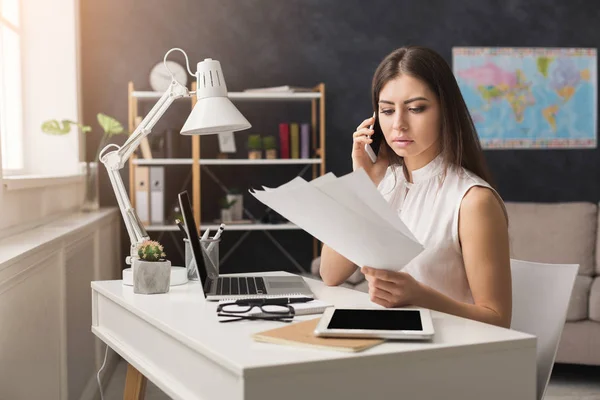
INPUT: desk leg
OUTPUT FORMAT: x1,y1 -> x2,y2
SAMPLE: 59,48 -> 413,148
123,363 -> 147,400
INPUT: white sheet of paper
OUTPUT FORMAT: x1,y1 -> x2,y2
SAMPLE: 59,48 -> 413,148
307,170 -> 393,231
250,173 -> 423,270
309,172 -> 337,185
336,169 -> 419,242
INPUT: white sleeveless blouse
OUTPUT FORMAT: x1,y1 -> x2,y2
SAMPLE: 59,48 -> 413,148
377,154 -> 501,305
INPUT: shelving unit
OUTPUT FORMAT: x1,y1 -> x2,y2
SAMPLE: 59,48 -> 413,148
146,222 -> 301,232
133,158 -> 323,166
127,82 -> 326,271
132,91 -> 322,101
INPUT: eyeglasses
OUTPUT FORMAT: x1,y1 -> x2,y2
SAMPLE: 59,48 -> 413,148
217,298 -> 296,323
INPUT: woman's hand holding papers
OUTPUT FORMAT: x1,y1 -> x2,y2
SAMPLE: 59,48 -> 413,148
352,115 -> 389,186
361,266 -> 423,308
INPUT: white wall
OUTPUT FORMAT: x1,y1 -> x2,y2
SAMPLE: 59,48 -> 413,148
21,0 -> 81,176
0,182 -> 84,239
0,209 -> 121,400
0,0 -> 84,237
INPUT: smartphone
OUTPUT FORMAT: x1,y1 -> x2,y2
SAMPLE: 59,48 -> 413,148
364,112 -> 383,163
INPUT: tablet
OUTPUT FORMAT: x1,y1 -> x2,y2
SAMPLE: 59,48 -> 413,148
314,308 -> 435,340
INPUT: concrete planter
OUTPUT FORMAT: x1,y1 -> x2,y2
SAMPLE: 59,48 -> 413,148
220,208 -> 233,223
133,259 -> 171,294
226,194 -> 243,220
248,150 -> 262,159
265,149 -> 277,159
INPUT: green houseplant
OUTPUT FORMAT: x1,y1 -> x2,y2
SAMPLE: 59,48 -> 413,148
247,134 -> 262,159
263,135 -> 277,159
41,113 -> 126,211
133,240 -> 171,294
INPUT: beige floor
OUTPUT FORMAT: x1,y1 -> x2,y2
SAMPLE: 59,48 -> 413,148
104,358 -> 600,399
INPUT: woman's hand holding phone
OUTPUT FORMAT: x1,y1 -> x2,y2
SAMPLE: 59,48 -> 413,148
352,113 -> 389,186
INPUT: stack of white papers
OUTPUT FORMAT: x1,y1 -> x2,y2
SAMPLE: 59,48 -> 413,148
250,169 -> 424,270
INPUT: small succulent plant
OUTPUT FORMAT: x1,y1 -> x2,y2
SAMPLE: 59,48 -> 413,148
137,240 -> 166,262
262,135 -> 277,150
247,134 -> 262,150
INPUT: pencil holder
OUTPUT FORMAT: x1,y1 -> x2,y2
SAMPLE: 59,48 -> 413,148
184,237 -> 220,281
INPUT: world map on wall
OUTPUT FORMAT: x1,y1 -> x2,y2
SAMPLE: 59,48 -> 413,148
453,47 -> 597,149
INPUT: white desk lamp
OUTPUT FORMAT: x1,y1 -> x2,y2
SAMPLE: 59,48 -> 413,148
99,48 -> 251,285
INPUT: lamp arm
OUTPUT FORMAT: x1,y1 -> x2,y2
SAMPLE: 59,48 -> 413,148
99,80 -> 191,264
117,82 -> 190,163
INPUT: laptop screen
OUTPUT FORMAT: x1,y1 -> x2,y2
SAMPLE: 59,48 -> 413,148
178,191 -> 209,294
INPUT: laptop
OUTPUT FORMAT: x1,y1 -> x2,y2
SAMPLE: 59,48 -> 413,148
178,191 -> 315,301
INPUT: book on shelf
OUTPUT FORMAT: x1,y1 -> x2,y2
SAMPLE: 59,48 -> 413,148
279,123 -> 290,159
243,85 -> 314,93
280,122 -> 311,159
135,166 -> 150,224
149,167 -> 165,224
300,123 -> 310,158
290,123 -> 300,159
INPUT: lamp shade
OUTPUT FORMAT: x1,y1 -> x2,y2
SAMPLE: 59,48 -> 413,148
181,96 -> 251,135
181,58 -> 251,135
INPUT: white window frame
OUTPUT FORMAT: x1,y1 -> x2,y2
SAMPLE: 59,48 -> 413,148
0,0 -> 84,191
0,0 -> 25,176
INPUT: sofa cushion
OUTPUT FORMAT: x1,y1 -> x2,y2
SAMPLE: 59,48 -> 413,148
555,320 -> 600,365
505,202 -> 597,276
590,277 -> 600,322
567,275 -> 592,321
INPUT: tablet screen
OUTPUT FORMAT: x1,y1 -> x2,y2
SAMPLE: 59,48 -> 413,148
327,309 -> 423,331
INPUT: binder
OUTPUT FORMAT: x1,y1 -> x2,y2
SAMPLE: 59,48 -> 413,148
279,123 -> 290,159
300,123 -> 310,158
149,166 -> 165,224
253,318 -> 384,352
290,123 -> 299,159
135,166 -> 150,224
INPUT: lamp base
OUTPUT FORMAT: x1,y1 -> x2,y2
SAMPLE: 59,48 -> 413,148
122,266 -> 188,286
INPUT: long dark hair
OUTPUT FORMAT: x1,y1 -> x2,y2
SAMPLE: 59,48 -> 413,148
372,46 -> 496,189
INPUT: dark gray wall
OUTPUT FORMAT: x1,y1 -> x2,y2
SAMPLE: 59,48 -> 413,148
81,0 -> 600,273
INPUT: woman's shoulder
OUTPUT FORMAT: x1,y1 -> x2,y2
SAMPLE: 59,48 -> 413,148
447,164 -> 491,188
460,185 -> 501,212
451,166 -> 508,223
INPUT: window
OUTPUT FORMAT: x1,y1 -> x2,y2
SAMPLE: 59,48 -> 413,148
0,0 -> 81,180
0,0 -> 24,174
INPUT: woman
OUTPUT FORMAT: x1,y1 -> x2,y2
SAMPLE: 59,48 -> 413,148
320,46 -> 512,328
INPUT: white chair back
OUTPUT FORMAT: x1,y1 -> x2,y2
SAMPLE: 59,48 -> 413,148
510,259 -> 578,400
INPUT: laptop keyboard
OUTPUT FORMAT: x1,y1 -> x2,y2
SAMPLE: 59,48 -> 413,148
215,277 -> 267,296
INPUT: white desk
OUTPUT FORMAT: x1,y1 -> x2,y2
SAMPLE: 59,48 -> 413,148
91,272 -> 536,400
